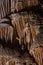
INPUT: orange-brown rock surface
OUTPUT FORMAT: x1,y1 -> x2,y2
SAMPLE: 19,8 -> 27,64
0,0 -> 43,65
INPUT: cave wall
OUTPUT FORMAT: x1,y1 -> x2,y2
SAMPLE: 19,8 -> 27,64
0,0 -> 43,65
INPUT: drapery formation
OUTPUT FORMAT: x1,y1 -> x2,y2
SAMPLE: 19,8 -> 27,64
0,0 -> 11,19
0,0 -> 43,65
0,0 -> 39,20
